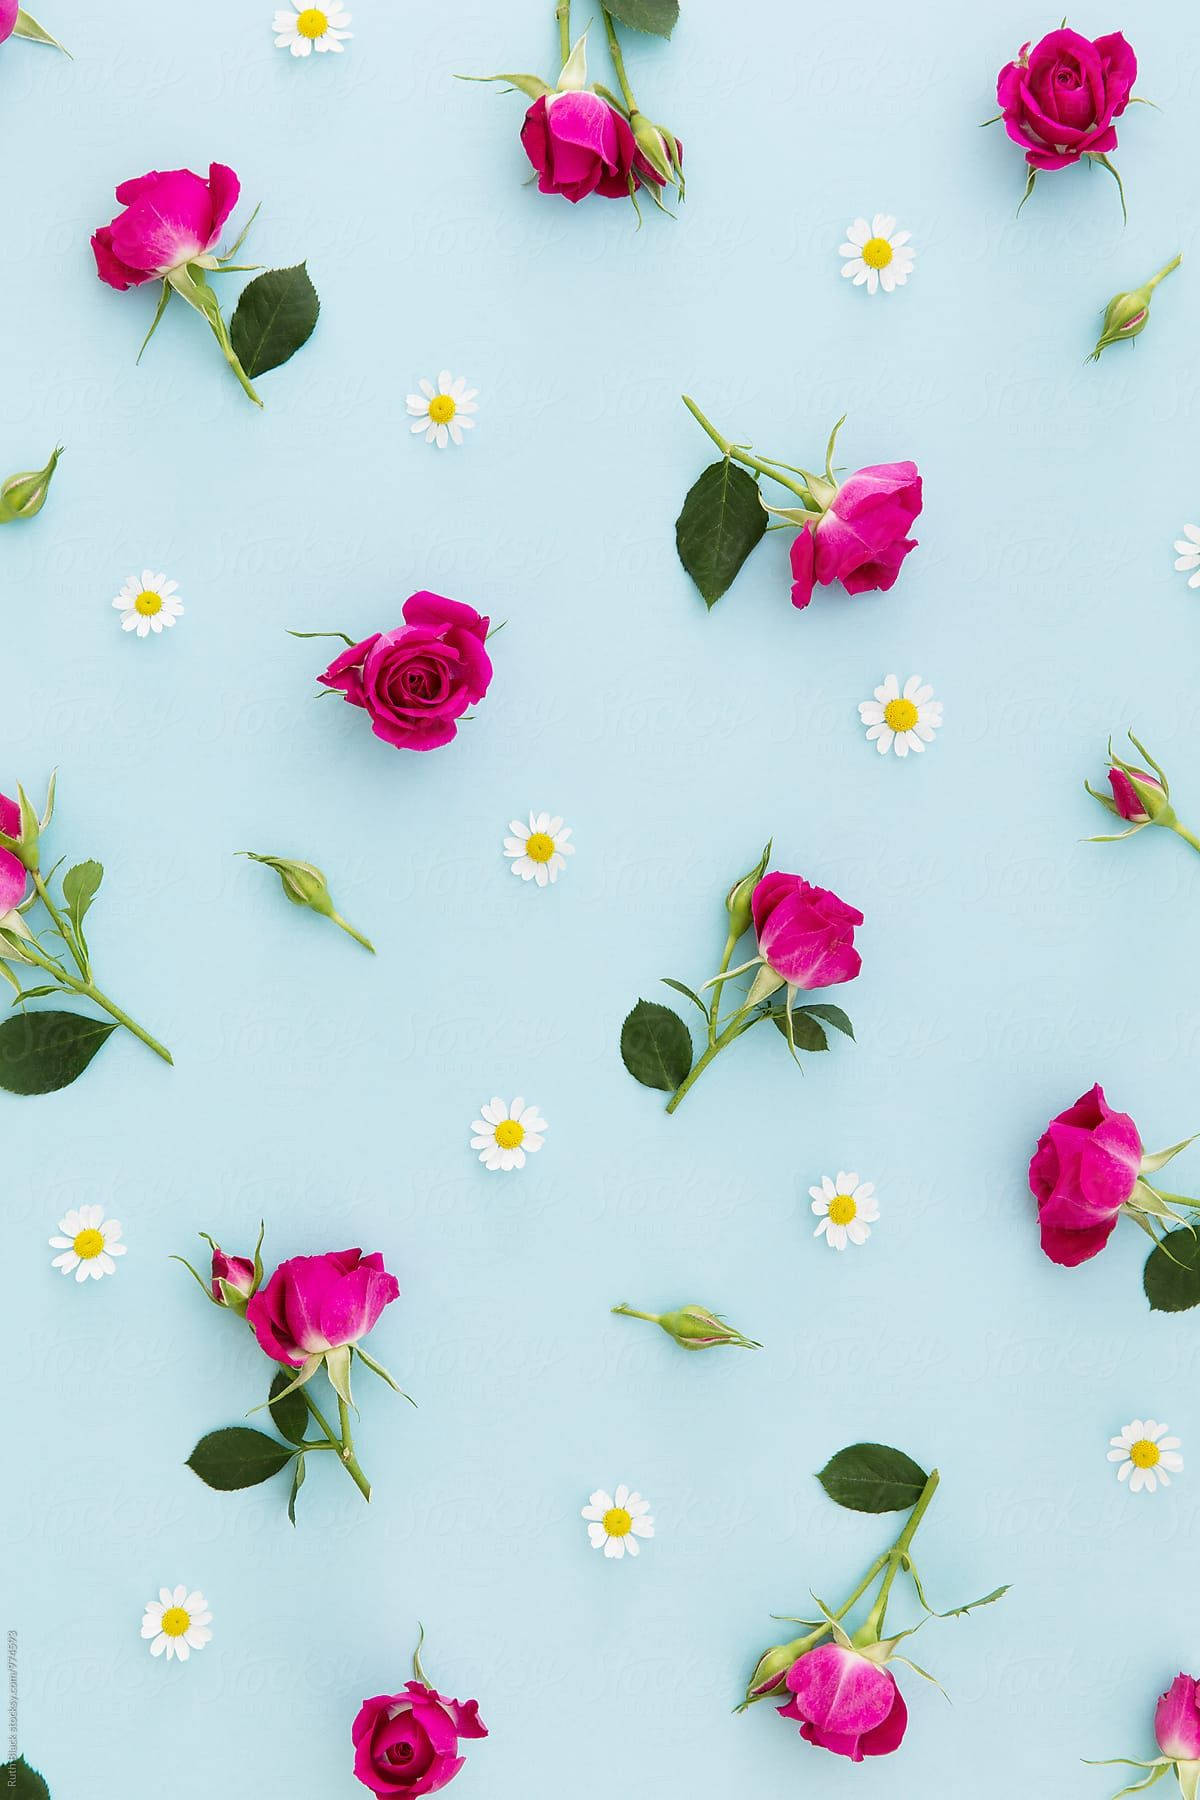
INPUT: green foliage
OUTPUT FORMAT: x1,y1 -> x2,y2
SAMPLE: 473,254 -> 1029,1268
816,1443 -> 930,1513
0,1010 -> 116,1094
675,460 -> 767,607
620,1000 -> 693,1089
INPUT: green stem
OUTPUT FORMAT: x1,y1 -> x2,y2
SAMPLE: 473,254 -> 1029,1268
861,1469 -> 941,1641
1148,253 -> 1182,290
681,396 -> 816,505
555,0 -> 570,62
337,1395 -> 371,1502
1170,820 -> 1200,857
12,940 -> 173,1063
611,1305 -> 661,1324
666,1014 -> 750,1113
301,1389 -> 371,1502
601,6 -> 636,111
331,912 -> 376,954
31,871 -> 87,977
706,930 -> 738,1046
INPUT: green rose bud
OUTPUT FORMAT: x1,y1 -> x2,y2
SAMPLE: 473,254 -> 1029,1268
241,852 -> 376,953
612,1302 -> 761,1351
1088,254 -> 1181,362
0,446 -> 64,524
630,110 -> 684,196
725,839 -> 771,941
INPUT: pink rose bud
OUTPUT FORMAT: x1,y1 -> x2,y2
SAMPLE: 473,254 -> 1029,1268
612,1302 -> 760,1351
520,91 -> 637,202
1156,1674 -> 1200,1763
246,1249 -> 400,1368
91,163 -> 241,291
996,28 -> 1137,172
777,1644 -> 908,1763
751,873 -> 863,992
352,1683 -> 487,1796
210,1245 -> 256,1308
1028,1083 -> 1143,1267
0,793 -> 28,913
789,463 -> 922,610
1109,766 -> 1164,822
318,593 -> 493,753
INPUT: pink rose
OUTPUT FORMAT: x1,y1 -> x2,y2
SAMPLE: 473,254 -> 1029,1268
209,1244 -> 256,1305
1109,765 -> 1162,822
352,1683 -> 487,1797
778,1645 -> 908,1763
520,92 -> 636,201
752,873 -> 863,991
1028,1084 -> 1143,1267
246,1249 -> 400,1368
1157,1674 -> 1200,1763
91,163 -> 241,291
0,2 -> 18,44
997,28 -> 1137,171
789,464 -> 922,610
318,593 -> 493,753
0,793 -> 27,913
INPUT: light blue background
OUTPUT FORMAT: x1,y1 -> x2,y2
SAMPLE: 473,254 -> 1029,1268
5,0 -> 1200,1794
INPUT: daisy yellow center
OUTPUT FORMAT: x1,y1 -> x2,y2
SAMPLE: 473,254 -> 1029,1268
525,833 -> 555,863
1129,1438 -> 1160,1469
296,7 -> 329,36
428,394 -> 457,424
161,1607 -> 191,1637
883,697 -> 918,732
494,1119 -> 525,1150
603,1506 -> 633,1537
828,1194 -> 857,1226
134,590 -> 163,617
861,236 -> 894,269
73,1227 -> 105,1258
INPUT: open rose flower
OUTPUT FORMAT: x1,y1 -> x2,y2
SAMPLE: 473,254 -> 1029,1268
752,873 -> 863,992
318,593 -> 493,753
778,1645 -> 907,1763
0,792 -> 27,914
521,92 -> 636,202
246,1248 -> 399,1368
1156,1674 -> 1200,1764
91,163 -> 240,291
1028,1084 -> 1142,1266
997,28 -> 1137,171
789,463 -> 922,610
0,2 -> 17,42
353,1683 -> 487,1796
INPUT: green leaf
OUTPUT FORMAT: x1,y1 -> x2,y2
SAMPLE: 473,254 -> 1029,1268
604,0 -> 679,36
675,459 -> 767,608
620,999 -> 693,1090
230,264 -> 320,378
1144,1229 -> 1200,1312
816,1442 -> 930,1513
660,977 -> 709,1018
772,1009 -> 827,1052
800,1003 -> 855,1040
61,861 -> 102,959
0,1010 -> 117,1094
0,1756 -> 52,1799
287,1453 -> 306,1526
268,1369 -> 309,1446
185,1427 -> 295,1491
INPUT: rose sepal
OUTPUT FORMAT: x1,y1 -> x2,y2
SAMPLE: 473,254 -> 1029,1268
457,70 -> 554,100
12,9 -> 69,52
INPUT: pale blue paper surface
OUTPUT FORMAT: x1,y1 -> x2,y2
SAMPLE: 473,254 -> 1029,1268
4,0 -> 1200,1793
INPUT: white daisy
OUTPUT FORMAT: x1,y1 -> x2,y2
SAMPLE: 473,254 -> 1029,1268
112,570 -> 183,639
470,1096 -> 547,1171
1173,524 -> 1200,589
503,812 -> 574,887
839,214 -> 915,295
49,1205 -> 126,1282
582,1485 -> 654,1560
1108,1419 -> 1183,1495
273,2 -> 352,55
141,1587 -> 213,1662
809,1172 -> 879,1251
858,674 -> 942,758
405,372 -> 479,449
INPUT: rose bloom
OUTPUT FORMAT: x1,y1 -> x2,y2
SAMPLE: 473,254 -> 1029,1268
91,163 -> 240,291
996,28 -> 1137,171
246,1249 -> 399,1367
318,592 -> 493,753
521,91 -> 637,201
0,792 -> 27,913
1028,1083 -> 1143,1267
0,1 -> 18,44
1156,1673 -> 1200,1763
789,464 -> 922,610
352,1683 -> 487,1797
778,1644 -> 907,1763
752,873 -> 863,991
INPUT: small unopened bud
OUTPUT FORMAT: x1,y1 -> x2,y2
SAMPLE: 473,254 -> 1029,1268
745,1642 -> 798,1702
241,851 -> 375,953
0,446 -> 64,524
1108,765 -> 1164,823
1088,254 -> 1181,362
725,839 -> 771,941
612,1302 -> 760,1351
630,110 -> 684,196
207,1243 -> 257,1313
